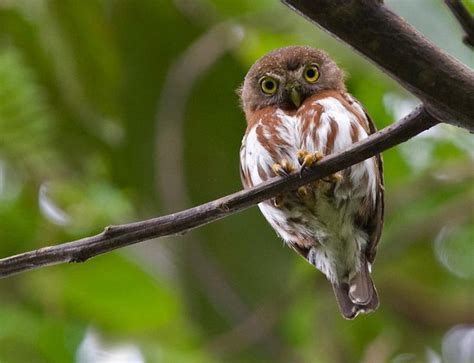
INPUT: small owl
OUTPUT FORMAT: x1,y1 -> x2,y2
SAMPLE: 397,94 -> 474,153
239,46 -> 384,319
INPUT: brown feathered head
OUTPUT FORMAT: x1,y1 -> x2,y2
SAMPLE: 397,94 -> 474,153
239,46 -> 346,117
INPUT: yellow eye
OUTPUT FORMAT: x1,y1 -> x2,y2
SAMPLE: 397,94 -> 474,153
303,64 -> 320,83
259,76 -> 278,95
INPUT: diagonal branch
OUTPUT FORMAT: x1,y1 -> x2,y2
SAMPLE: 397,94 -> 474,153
2,1 -> 470,281
0,106 -> 438,279
282,0 -> 474,131
445,0 -> 474,48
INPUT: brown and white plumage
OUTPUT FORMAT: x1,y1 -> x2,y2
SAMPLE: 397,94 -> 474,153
239,46 -> 384,319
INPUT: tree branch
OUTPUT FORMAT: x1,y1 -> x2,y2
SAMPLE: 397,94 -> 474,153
445,0 -> 474,48
0,106 -> 438,278
2,0 -> 470,279
282,0 -> 474,131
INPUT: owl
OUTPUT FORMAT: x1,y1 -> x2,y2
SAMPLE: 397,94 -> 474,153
239,46 -> 384,319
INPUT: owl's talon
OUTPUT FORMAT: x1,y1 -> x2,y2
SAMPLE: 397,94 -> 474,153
272,195 -> 284,208
297,150 -> 324,175
297,186 -> 312,200
272,159 -> 296,177
322,172 -> 343,184
312,180 -> 323,188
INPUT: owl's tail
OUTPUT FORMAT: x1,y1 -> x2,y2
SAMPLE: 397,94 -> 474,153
331,257 -> 379,319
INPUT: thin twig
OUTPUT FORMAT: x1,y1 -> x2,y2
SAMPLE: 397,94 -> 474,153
153,23 -> 292,358
154,21 -> 251,323
0,106 -> 438,278
445,0 -> 474,48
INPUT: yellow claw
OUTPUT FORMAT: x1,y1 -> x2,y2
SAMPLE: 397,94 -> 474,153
271,163 -> 283,176
323,171 -> 343,183
297,150 -> 324,175
272,195 -> 284,208
297,185 -> 311,200
272,159 -> 296,177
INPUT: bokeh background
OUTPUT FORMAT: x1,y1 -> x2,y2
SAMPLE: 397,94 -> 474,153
0,0 -> 473,362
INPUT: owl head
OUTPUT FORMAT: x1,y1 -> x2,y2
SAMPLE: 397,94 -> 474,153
239,46 -> 346,116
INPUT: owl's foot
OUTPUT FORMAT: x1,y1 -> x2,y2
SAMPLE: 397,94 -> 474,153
297,185 -> 312,200
271,159 -> 296,177
297,150 -> 324,175
272,195 -> 284,208
323,172 -> 343,184
274,186 -> 313,206
271,159 -> 296,208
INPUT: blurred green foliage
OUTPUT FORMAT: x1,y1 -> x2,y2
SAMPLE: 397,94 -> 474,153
0,1 -> 473,362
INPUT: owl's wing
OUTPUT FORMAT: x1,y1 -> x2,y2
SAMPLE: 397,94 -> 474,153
327,96 -> 384,318
359,105 -> 384,264
239,137 -> 253,188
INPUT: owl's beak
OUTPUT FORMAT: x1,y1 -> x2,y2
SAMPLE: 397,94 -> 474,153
289,87 -> 302,108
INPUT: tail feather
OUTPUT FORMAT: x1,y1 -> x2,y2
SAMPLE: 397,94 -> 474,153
349,256 -> 373,305
332,282 -> 359,319
332,259 -> 379,319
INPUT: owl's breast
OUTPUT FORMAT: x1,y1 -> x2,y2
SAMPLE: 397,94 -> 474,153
240,94 -> 377,199
241,93 -> 379,240
240,112 -> 299,188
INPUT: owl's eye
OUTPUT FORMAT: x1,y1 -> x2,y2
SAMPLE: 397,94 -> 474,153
303,64 -> 320,83
259,76 -> 278,95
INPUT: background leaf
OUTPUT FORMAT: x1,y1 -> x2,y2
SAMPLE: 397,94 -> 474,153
0,1 -> 472,362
